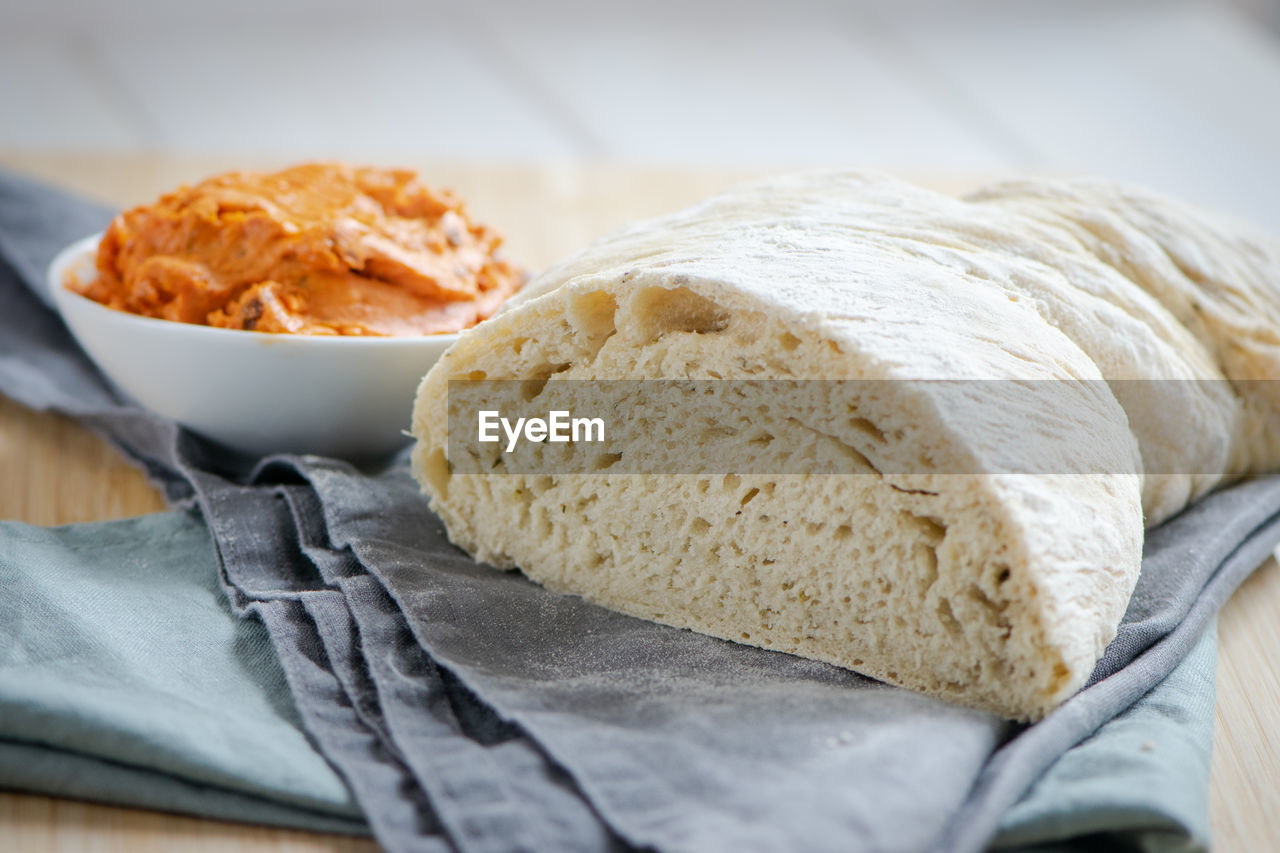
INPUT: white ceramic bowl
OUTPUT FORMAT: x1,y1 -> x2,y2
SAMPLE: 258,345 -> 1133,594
47,234 -> 457,460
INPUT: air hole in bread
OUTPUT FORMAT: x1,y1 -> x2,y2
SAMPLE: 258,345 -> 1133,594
630,285 -> 730,343
594,452 -> 623,471
913,516 -> 947,545
966,584 -> 1012,635
848,417 -> 886,443
915,543 -> 939,592
519,363 -> 572,400
567,289 -> 618,358
936,598 -> 962,636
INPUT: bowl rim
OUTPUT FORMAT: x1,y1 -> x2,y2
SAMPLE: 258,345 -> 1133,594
48,232 -> 465,349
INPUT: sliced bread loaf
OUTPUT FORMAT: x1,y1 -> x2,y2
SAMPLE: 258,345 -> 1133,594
410,173 -> 1280,720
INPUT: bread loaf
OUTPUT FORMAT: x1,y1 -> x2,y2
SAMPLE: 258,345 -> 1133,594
410,173 -> 1280,720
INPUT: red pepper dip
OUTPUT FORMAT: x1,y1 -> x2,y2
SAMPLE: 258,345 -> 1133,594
74,162 -> 526,336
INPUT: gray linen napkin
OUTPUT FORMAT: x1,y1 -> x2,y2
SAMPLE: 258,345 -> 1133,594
3,166 -> 1279,853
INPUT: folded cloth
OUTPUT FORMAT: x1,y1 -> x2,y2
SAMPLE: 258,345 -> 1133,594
2,165 -> 1279,852
0,512 -> 369,836
0,507 -> 1226,850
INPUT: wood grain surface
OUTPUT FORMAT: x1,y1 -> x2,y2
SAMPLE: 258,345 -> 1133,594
1,154 -> 1276,852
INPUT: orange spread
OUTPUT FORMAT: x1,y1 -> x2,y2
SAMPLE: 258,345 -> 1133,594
74,163 -> 525,336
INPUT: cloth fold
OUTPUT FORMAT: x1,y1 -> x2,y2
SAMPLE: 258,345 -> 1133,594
0,512 -> 368,835
2,165 -> 1278,852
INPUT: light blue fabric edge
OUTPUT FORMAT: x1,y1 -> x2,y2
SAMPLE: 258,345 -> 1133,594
993,621 -> 1218,852
0,510 -> 369,835
0,736 -> 371,836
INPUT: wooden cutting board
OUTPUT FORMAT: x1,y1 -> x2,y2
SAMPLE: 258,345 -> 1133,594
1,153 -> 1276,852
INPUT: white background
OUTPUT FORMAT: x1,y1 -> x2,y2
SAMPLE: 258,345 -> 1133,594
2,0 -> 1279,231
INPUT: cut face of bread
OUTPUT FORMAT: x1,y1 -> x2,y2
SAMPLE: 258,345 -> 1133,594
411,172 -> 1280,721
